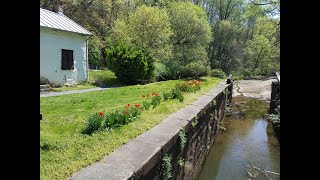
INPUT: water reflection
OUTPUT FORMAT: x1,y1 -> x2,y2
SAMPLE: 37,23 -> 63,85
197,98 -> 280,180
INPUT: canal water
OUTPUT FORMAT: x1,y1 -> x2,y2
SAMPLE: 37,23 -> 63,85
197,96 -> 280,180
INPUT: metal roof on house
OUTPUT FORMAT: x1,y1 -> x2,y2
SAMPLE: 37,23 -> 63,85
40,8 -> 91,35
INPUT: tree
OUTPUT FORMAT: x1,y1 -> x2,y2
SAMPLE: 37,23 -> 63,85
112,5 -> 173,61
40,0 -> 280,78
209,20 -> 240,74
245,34 -> 275,75
202,0 -> 243,25
249,0 -> 280,18
246,16 -> 279,75
166,2 -> 212,66
88,34 -> 104,69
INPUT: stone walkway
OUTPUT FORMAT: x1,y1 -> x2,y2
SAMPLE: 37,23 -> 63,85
40,87 -> 117,97
233,78 -> 276,101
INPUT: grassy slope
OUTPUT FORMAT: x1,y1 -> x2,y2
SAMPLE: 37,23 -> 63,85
40,77 -> 222,180
52,70 -> 123,92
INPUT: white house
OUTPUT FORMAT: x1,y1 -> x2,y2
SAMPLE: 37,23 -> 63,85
40,8 -> 91,86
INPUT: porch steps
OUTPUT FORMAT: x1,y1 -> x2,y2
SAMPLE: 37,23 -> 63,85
40,84 -> 52,92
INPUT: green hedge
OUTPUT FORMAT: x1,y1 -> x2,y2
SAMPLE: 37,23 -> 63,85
106,43 -> 155,84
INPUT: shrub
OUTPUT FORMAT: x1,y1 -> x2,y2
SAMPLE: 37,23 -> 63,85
180,62 -> 210,79
171,89 -> 184,102
178,129 -> 187,150
105,43 -> 156,85
151,93 -> 161,108
163,61 -> 183,79
84,113 -> 104,134
84,103 -> 144,134
175,82 -> 192,92
232,75 -> 243,80
211,69 -> 226,78
178,157 -> 185,167
193,81 -> 201,91
103,110 -> 128,128
162,154 -> 172,180
175,80 -> 202,93
142,101 -> 151,110
191,119 -> 198,128
102,113 -> 115,130
242,69 -> 253,78
177,92 -> 184,102
131,104 -> 142,117
162,92 -> 171,101
101,105 -> 143,130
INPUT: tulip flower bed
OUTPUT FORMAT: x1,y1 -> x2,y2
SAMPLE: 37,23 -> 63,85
40,77 -> 222,180
175,80 -> 202,92
83,81 -> 202,135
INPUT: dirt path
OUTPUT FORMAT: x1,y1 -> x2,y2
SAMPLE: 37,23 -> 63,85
233,78 -> 277,101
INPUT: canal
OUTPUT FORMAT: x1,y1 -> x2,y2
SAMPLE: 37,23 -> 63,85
197,96 -> 280,180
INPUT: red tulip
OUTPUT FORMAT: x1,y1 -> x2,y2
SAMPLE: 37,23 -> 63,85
99,112 -> 103,117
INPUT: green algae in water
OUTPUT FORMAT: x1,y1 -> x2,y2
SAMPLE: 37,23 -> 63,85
232,96 -> 269,119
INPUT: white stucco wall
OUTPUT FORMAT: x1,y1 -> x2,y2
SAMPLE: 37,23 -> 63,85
40,27 -> 89,86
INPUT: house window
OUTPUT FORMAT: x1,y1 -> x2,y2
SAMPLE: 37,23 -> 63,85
61,49 -> 74,70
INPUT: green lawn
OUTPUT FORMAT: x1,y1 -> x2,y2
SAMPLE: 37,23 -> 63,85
40,77 -> 222,180
52,70 -> 124,92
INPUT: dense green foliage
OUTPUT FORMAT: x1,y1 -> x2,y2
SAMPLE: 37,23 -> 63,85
105,43 -> 155,84
84,105 -> 143,134
112,5 -> 173,61
162,154 -> 172,180
84,113 -> 103,134
88,34 -> 104,69
41,0 -> 279,79
166,2 -> 212,66
211,69 -> 226,78
181,62 -> 210,79
41,0 -> 279,78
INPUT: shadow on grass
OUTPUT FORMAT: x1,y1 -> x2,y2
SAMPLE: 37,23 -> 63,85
89,70 -> 125,88
92,80 -> 124,88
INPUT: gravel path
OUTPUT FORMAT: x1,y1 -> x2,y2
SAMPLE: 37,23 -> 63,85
40,87 -> 117,97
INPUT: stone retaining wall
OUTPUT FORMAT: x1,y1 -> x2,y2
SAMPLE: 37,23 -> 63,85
269,80 -> 280,142
70,80 -> 233,180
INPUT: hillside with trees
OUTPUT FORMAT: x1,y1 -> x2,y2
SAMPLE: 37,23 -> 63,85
40,0 -> 279,82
